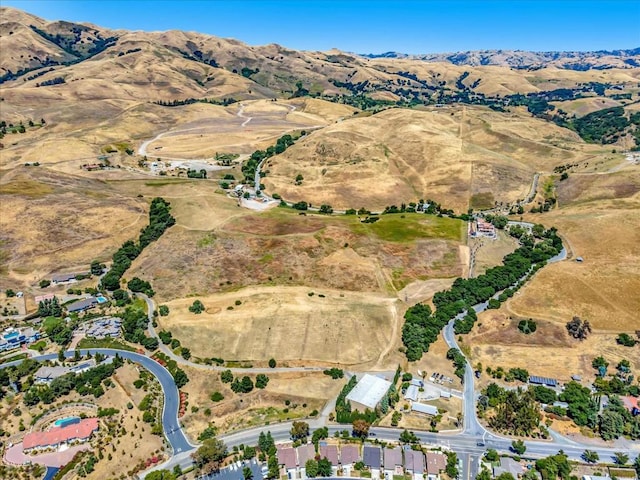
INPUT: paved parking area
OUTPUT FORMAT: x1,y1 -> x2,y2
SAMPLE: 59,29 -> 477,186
200,458 -> 264,480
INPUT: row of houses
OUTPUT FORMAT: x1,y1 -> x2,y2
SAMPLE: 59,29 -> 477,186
23,417 -> 99,453
0,327 -> 39,352
277,443 -> 447,480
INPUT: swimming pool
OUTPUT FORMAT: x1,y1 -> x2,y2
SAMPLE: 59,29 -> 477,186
54,416 -> 80,428
96,296 -> 107,304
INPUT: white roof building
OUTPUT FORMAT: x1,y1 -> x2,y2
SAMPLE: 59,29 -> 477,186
411,402 -> 438,416
346,374 -> 392,411
404,385 -> 419,401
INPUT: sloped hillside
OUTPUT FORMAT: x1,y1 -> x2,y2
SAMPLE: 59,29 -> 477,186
263,105 -> 613,212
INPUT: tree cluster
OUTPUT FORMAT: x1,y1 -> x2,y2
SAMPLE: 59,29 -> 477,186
102,198 -> 175,291
566,316 -> 591,340
402,226 -> 562,361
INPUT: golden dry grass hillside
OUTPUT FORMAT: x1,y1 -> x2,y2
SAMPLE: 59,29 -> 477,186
263,105 -> 615,212
0,167 -> 147,289
482,169 -> 640,331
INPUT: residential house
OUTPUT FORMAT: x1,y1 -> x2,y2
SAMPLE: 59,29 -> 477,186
296,444 -> 316,479
0,327 -> 40,352
51,273 -> 84,284
320,445 -> 339,475
363,445 -> 382,480
340,444 -> 361,477
67,297 -> 98,313
493,457 -> 524,478
403,449 -> 425,480
277,446 -> 297,479
383,447 -> 403,478
23,417 -> 99,453
621,396 -> 640,416
425,452 -> 447,480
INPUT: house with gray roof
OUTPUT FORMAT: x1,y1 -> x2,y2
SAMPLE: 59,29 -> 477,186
363,445 -> 382,479
404,449 -> 425,480
493,457 -> 523,478
384,447 -> 403,476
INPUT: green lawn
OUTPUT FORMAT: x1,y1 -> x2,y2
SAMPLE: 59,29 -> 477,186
349,213 -> 465,242
77,337 -> 136,352
0,352 -> 28,364
30,340 -> 47,352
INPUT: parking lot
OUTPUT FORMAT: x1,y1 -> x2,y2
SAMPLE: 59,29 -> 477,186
200,458 -> 264,480
429,372 -> 453,385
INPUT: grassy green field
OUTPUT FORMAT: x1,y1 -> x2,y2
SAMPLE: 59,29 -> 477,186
349,214 -> 465,242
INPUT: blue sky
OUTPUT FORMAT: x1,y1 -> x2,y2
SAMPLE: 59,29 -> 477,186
5,0 -> 640,53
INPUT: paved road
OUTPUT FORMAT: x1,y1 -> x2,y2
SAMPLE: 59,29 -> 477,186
0,349 -> 195,455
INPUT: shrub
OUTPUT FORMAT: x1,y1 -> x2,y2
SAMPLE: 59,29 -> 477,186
518,319 -> 537,334
189,300 -> 205,314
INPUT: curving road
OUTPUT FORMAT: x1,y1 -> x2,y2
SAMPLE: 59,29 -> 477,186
0,349 -> 195,455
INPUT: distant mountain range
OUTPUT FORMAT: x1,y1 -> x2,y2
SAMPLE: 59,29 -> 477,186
1,5 -> 639,105
359,48 -> 640,70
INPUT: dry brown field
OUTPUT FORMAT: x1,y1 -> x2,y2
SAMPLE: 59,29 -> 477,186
469,230 -> 519,278
158,286 -> 398,367
178,366 -> 341,437
467,309 -> 640,388
263,105 -> 616,212
506,171 -> 640,330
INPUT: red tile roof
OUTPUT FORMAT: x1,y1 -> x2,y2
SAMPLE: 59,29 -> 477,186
23,418 -> 98,450
622,396 -> 639,413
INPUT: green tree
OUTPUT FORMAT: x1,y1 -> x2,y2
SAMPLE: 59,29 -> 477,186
599,409 -> 625,440
243,466 -> 253,480
485,449 -> 499,462
210,391 -> 224,402
159,305 -> 170,316
39,279 -> 51,288
445,452 -> 459,478
311,427 -> 329,446
290,421 -> 309,440
146,470 -> 176,480
511,439 -> 526,455
317,458 -> 332,477
189,299 -> 205,314
268,358 -> 276,368
256,374 -> 269,389
5,289 -> 15,297
221,370 -> 233,383
614,452 -> 629,465
582,450 -> 599,463
477,468 -> 492,480
305,459 -> 319,478
192,437 -> 228,472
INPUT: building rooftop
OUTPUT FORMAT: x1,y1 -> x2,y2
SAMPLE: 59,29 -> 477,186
404,450 -> 425,474
345,374 -> 392,410
320,445 -> 339,466
363,445 -> 381,469
383,447 -> 402,470
411,402 -> 438,416
404,385 -> 419,401
67,297 -> 98,313
493,457 -> 523,478
277,447 -> 297,469
296,444 -> 315,466
340,445 -> 360,465
425,452 -> 447,475
23,417 -> 98,449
